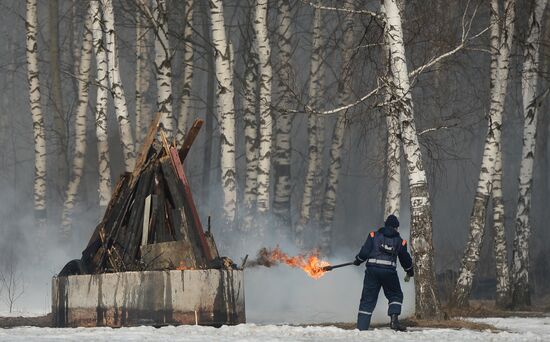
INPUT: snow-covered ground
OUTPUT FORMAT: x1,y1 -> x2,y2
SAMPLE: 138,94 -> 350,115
0,317 -> 549,341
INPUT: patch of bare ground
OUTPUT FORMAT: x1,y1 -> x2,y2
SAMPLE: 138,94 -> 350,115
444,300 -> 547,318
0,314 -> 52,328
402,318 -> 497,331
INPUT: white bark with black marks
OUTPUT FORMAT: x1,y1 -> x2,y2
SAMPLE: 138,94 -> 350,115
209,0 -> 237,225
452,0 -> 515,308
242,4 -> 259,230
101,0 -> 135,171
26,0 -> 47,228
153,0 -> 174,135
254,0 -> 273,215
135,5 -> 153,144
177,0 -> 194,143
272,0 -> 293,225
511,0 -> 548,308
296,7 -> 326,247
492,147 -> 510,308
381,2 -> 401,218
91,0 -> 112,211
61,3 -> 94,238
384,0 -> 441,318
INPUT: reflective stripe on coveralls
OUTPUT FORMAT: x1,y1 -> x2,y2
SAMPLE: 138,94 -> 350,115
366,258 -> 397,267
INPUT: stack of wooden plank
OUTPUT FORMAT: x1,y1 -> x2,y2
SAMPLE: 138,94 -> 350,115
80,114 -> 220,274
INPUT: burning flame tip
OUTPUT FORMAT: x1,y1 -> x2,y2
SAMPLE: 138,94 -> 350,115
259,246 -> 331,279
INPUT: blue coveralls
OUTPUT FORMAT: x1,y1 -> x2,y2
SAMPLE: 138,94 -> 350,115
355,226 -> 413,330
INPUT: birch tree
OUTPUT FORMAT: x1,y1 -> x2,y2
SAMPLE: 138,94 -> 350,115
383,0 -> 441,318
254,0 -> 273,215
490,2 -> 509,308
101,0 -> 135,171
383,96 -> 401,217
319,0 -> 356,254
176,0 -> 195,143
153,0 -> 174,135
451,0 -> 516,308
209,0 -> 237,225
26,0 -> 47,229
511,0 -> 549,308
492,147 -> 510,308
92,0 -> 112,211
242,4 -> 259,230
381,2 -> 401,218
296,7 -> 326,246
135,4 -> 153,143
60,3 -> 94,239
272,0 -> 294,225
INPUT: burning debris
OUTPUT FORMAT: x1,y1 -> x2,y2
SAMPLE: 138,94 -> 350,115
247,246 -> 331,279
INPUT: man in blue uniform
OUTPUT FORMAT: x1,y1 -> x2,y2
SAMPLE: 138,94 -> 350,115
353,214 -> 414,331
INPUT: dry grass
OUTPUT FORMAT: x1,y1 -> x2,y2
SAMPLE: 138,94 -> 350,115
0,313 -> 52,328
402,317 -> 496,331
444,300 -> 546,318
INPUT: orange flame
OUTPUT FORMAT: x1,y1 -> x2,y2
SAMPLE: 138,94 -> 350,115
260,247 -> 330,279
176,261 -> 189,270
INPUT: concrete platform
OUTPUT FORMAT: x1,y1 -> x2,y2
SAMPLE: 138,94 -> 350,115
52,269 -> 245,327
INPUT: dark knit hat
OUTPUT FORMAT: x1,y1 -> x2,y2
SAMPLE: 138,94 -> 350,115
385,214 -> 400,228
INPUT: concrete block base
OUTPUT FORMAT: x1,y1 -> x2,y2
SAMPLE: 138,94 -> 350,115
52,269 -> 245,327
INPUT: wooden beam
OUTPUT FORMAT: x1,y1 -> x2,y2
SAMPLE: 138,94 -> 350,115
168,147 -> 213,261
160,155 -> 204,265
178,119 -> 204,162
132,112 -> 162,182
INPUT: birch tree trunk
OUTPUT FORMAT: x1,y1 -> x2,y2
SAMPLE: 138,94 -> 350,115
272,0 -> 293,225
451,0 -> 516,308
384,0 -> 441,318
242,6 -> 259,230
254,0 -> 273,215
101,0 -> 135,171
176,0 -> 195,143
381,2 -> 401,218
511,0 -> 549,308
135,5 -> 153,144
209,0 -> 237,225
296,7 -> 326,246
60,3 -> 94,239
49,0 -> 68,187
26,0 -> 47,229
384,99 -> 401,217
492,146 -> 510,308
153,0 -> 174,136
92,0 -> 112,211
319,0 -> 355,254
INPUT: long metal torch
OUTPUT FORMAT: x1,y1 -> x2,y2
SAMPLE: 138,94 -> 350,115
321,262 -> 355,272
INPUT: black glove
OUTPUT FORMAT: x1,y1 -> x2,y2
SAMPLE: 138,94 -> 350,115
353,257 -> 362,266
406,268 -> 414,277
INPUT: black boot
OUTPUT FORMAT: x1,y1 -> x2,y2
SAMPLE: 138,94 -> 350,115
390,314 -> 406,331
